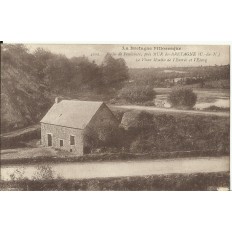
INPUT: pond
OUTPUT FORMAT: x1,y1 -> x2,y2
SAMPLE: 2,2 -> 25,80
1,156 -> 229,181
155,88 -> 230,109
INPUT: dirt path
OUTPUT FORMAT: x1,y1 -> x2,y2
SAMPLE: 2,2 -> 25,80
1,124 -> 40,138
1,156 -> 229,180
111,105 -> 230,117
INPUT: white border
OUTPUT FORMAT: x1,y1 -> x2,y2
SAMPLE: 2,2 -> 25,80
1,1 -> 231,232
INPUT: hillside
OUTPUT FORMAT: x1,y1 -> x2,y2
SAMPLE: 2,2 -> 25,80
0,44 -> 129,133
1,63 -> 53,132
1,44 -> 230,133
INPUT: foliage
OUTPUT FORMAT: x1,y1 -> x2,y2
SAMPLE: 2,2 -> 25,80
9,168 -> 26,181
119,83 -> 156,103
119,110 -> 230,153
1,172 -> 229,191
70,56 -> 103,90
203,105 -> 230,112
168,88 -> 197,109
129,65 -> 230,89
122,111 -> 155,131
2,44 -> 34,72
33,48 -> 54,79
2,45 -> 129,95
102,53 -> 129,85
32,165 -> 55,180
1,45 -> 130,132
83,123 -> 123,153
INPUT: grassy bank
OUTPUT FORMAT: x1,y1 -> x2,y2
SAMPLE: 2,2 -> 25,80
0,124 -> 40,149
0,172 -> 229,191
1,148 -> 228,166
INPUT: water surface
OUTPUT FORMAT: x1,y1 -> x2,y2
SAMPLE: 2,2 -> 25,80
1,156 -> 229,181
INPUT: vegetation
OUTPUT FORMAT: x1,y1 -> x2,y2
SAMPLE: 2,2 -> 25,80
32,165 -> 55,180
1,45 -> 129,132
1,110 -> 230,157
120,110 -> 229,154
2,45 -> 129,93
118,83 -> 156,104
1,149 -> 229,166
102,53 -> 129,86
1,125 -> 40,149
83,123 -> 123,153
129,65 -> 230,88
1,44 -> 229,134
203,106 -> 230,112
1,172 -> 229,191
168,88 -> 197,109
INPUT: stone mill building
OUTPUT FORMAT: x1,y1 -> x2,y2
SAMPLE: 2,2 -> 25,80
40,98 -> 119,155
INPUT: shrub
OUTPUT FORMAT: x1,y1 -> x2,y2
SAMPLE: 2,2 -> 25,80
32,165 -> 55,180
83,124 -> 124,153
203,105 -> 230,112
121,110 -> 229,153
168,88 -> 197,109
111,110 -> 125,122
9,168 -> 26,181
143,101 -> 155,106
121,111 -> 156,131
119,84 -> 156,103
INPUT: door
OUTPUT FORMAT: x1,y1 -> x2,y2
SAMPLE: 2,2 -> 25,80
47,134 -> 52,146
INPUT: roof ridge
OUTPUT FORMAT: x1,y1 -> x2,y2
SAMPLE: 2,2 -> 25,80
62,99 -> 104,103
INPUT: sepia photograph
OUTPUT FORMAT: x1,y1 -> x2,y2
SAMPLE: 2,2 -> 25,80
0,44 -> 230,191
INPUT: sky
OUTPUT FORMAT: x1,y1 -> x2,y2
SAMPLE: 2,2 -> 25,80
26,44 -> 230,68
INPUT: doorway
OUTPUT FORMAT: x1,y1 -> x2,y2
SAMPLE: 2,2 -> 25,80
47,134 -> 52,146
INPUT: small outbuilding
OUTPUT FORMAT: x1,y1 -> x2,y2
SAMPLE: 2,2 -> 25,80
40,98 -> 119,155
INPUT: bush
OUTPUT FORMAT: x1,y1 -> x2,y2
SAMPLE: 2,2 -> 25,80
32,165 -> 55,180
121,111 -> 155,131
121,110 -> 229,153
168,88 -> 197,109
83,124 -> 123,153
119,84 -> 156,103
203,105 -> 230,112
1,172 -> 229,191
143,101 -> 155,106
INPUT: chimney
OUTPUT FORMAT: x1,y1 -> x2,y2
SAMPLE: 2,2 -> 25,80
55,97 -> 63,104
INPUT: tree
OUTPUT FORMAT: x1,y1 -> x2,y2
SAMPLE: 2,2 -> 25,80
119,83 -> 156,103
102,53 -> 129,86
70,56 -> 102,90
44,54 -> 75,89
2,44 -> 35,72
168,88 -> 197,109
121,111 -> 158,152
33,48 -> 54,79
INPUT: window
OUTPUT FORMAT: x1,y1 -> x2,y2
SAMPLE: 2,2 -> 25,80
60,139 -> 63,147
70,135 -> 75,145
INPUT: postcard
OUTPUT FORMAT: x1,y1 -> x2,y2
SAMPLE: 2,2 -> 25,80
0,44 -> 230,190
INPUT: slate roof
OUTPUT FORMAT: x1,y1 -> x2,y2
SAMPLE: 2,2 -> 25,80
40,100 -> 104,129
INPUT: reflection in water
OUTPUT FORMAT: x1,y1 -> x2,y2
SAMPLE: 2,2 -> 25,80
1,165 -> 58,181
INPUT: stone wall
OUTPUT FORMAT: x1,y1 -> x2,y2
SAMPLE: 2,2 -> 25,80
83,104 -> 120,149
41,104 -> 119,155
41,123 -> 84,155
88,104 -> 119,129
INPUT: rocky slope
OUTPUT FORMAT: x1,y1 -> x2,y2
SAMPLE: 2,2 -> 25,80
1,63 -> 52,133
